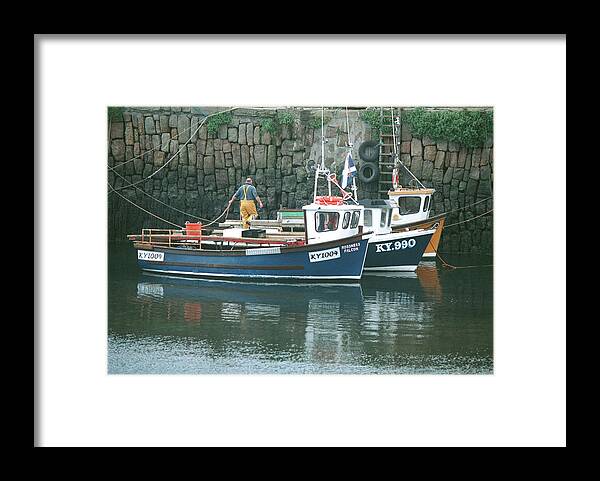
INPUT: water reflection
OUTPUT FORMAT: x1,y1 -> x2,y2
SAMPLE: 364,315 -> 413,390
108,242 -> 492,374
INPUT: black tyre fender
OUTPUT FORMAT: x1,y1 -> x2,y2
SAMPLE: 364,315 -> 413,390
358,140 -> 380,162
358,161 -> 379,184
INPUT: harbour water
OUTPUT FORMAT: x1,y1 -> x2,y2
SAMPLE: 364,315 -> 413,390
108,242 -> 493,374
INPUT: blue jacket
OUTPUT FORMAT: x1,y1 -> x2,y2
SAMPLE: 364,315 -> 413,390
234,184 -> 259,201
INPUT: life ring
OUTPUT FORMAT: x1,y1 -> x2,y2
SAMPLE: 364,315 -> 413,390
358,161 -> 379,184
315,196 -> 345,205
358,140 -> 380,162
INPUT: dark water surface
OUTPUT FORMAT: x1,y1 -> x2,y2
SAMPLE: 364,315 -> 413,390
108,242 -> 493,374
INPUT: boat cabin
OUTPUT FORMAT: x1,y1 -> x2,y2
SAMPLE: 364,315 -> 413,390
302,197 -> 364,244
357,199 -> 395,235
387,188 -> 435,226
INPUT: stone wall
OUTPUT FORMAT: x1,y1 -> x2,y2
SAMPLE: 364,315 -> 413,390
108,107 -> 493,254
397,117 -> 494,255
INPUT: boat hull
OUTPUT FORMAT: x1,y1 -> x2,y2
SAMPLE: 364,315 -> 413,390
364,230 -> 434,272
134,234 -> 370,282
392,216 -> 446,258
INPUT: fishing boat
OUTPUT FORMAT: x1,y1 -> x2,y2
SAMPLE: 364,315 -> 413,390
358,198 -> 435,271
127,122 -> 373,282
127,208 -> 371,282
386,184 -> 446,258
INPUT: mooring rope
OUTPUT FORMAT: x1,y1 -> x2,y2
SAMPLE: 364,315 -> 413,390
109,118 -> 205,169
436,251 -> 494,270
108,166 -> 212,222
108,183 -> 183,229
108,182 -> 232,230
435,207 -> 494,269
444,208 -> 493,228
108,106 -> 280,169
110,107 -> 238,192
201,203 -> 232,228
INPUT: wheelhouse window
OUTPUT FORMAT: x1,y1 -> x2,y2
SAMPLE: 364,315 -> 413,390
380,209 -> 388,228
363,210 -> 372,227
351,210 -> 361,228
423,195 -> 430,212
315,211 -> 340,232
398,196 -> 422,215
342,211 -> 351,229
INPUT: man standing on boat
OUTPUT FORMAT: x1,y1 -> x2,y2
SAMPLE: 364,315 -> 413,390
228,177 -> 264,229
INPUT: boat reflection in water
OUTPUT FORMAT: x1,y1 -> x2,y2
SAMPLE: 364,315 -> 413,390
120,262 -> 464,372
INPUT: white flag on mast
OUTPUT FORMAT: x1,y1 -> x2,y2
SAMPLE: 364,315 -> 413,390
341,151 -> 357,189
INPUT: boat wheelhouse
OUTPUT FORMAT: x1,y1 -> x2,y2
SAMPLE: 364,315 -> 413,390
386,187 -> 444,258
358,199 -> 435,271
387,187 -> 435,226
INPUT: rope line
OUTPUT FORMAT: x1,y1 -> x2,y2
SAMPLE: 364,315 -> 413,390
110,107 -> 238,192
109,106 -> 287,169
444,208 -> 493,228
108,182 -> 232,230
108,166 -> 212,222
202,203 -> 232,228
109,117 -> 206,168
108,183 -> 183,229
436,251 -> 493,270
424,196 -> 492,222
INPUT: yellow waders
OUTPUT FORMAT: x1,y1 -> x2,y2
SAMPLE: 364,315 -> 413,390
240,185 -> 258,229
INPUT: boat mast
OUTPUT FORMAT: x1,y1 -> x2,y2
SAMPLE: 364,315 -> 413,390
313,106 -> 332,201
346,106 -> 358,202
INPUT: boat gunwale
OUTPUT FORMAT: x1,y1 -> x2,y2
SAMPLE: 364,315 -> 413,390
132,231 -> 370,257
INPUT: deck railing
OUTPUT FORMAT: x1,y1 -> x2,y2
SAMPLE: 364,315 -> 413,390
128,228 -> 305,250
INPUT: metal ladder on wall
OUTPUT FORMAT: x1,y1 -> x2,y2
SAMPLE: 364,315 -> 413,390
377,107 -> 401,198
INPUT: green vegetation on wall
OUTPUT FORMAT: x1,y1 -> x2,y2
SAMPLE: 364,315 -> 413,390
403,108 -> 493,148
206,112 -> 233,136
307,113 -> 331,130
260,117 -> 279,135
359,109 -> 392,136
259,110 -> 298,135
108,107 -> 125,121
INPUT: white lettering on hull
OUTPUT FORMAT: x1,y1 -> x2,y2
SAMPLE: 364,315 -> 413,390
309,247 -> 341,263
374,238 -> 417,253
137,250 -> 165,262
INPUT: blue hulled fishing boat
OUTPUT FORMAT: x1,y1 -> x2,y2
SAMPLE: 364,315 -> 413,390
129,224 -> 370,282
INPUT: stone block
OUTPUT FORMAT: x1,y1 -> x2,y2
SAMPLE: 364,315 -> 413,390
228,127 -> 238,143
161,133 -> 171,153
422,160 -> 434,181
411,138 -> 422,157
447,151 -> 458,167
254,145 -> 267,169
111,140 -> 126,162
424,145 -> 437,161
187,144 -> 196,168
144,116 -> 156,134
435,150 -> 445,169
241,145 -> 250,170
204,155 -> 215,174
282,175 -> 297,192
124,122 -> 134,145
247,123 -> 254,146
443,167 -> 454,184
267,145 -> 277,168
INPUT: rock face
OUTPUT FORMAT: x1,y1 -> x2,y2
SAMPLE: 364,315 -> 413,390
108,107 -> 493,254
